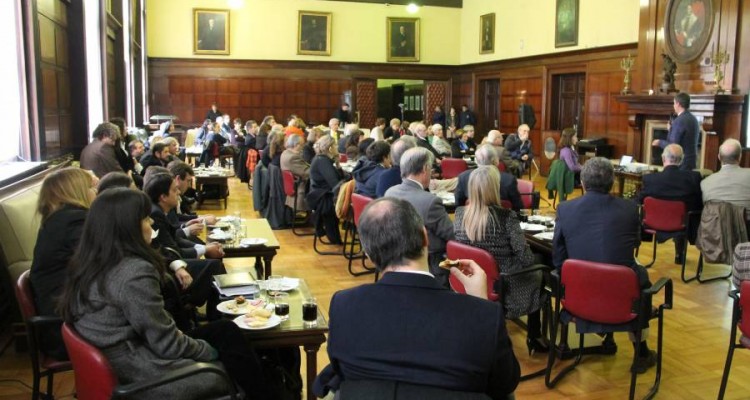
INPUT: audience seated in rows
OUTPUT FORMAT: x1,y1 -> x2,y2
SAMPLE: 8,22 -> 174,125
455,144 -> 523,211
454,166 -> 547,354
314,197 -> 520,399
384,147 -> 455,287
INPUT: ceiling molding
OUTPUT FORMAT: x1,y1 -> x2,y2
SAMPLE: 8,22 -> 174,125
317,0 -> 462,9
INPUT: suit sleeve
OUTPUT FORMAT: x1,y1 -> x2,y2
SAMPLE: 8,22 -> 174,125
151,212 -> 198,259
427,197 -> 455,243
485,305 -> 520,398
552,207 -> 567,269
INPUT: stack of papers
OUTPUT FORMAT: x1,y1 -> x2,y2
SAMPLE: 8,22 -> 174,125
213,272 -> 259,297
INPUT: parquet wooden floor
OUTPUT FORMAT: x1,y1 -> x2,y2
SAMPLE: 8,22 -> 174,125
0,175 -> 747,399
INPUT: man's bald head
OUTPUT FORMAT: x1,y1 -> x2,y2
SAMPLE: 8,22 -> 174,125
662,144 -> 684,166
719,139 -> 742,165
486,130 -> 502,146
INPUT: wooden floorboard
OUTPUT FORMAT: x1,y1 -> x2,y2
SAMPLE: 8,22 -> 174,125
0,174 -> 746,399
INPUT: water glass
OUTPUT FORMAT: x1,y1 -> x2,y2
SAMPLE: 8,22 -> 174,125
267,275 -> 283,297
302,297 -> 318,327
274,293 -> 290,321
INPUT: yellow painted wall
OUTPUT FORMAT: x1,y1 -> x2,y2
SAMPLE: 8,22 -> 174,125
459,0 -> 639,64
147,0 -> 638,66
146,0 -> 462,65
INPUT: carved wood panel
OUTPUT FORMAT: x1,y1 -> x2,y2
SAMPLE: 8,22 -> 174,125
354,79 -> 377,128
425,81 -> 448,125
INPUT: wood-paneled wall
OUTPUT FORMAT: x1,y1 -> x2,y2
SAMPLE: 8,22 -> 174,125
148,58 -> 454,128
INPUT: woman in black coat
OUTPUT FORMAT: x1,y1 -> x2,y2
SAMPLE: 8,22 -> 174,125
307,135 -> 344,244
30,168 -> 97,359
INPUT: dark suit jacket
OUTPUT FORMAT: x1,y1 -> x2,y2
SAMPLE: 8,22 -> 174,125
553,191 -> 647,286
376,167 -> 401,198
638,165 -> 703,212
139,152 -> 166,176
416,136 -> 443,160
454,169 -> 523,211
451,140 -> 473,158
659,111 -> 699,170
150,204 -> 199,259
322,272 -> 520,399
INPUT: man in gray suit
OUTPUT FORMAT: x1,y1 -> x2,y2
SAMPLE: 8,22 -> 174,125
384,147 -> 455,286
702,139 -> 750,209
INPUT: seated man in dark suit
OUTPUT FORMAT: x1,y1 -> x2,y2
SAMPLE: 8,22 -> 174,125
553,157 -> 656,374
314,197 -> 520,399
384,148 -> 455,286
455,144 -> 523,211
139,142 -> 170,176
637,144 -> 702,264
414,123 -> 443,163
375,136 -> 417,198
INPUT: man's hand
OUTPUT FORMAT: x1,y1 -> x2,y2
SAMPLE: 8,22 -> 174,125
651,139 -> 661,147
205,242 -> 225,259
186,222 -> 204,236
175,268 -> 193,290
450,260 -> 488,300
202,215 -> 217,225
521,154 -> 529,161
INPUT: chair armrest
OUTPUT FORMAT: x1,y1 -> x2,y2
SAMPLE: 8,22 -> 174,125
728,289 -> 740,302
643,277 -> 673,310
501,263 -> 551,278
28,315 -> 64,327
112,362 -> 237,399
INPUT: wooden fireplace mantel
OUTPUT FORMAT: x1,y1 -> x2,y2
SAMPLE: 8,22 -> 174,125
615,94 -> 745,171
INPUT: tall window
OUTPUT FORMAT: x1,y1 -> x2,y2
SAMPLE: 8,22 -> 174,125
0,1 -> 27,161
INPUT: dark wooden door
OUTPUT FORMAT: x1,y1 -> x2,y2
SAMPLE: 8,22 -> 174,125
479,79 -> 500,137
392,84 -> 405,120
551,73 -> 585,133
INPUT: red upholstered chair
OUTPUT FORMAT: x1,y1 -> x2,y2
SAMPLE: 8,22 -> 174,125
61,323 -> 238,400
500,200 -> 513,210
14,270 -> 72,400
517,179 -> 540,210
497,162 -> 506,173
344,193 -> 377,278
718,280 -> 750,399
339,154 -> 348,163
546,259 -> 673,400
282,170 -> 312,236
441,158 -> 468,179
447,240 -> 551,381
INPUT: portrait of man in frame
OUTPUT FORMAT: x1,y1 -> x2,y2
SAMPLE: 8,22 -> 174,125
387,18 -> 420,62
194,9 -> 230,55
298,11 -> 332,56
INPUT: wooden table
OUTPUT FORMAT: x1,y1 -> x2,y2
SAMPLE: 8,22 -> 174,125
222,219 -> 280,280
194,169 -> 234,209
239,279 -> 328,400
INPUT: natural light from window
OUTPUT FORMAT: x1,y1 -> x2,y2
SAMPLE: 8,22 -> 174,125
0,1 -> 24,162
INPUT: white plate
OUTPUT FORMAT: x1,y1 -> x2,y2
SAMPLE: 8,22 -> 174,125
240,238 -> 268,247
233,314 -> 282,330
520,223 -> 546,232
262,278 -> 300,292
208,233 -> 231,241
533,231 -> 554,241
216,299 -> 266,316
528,215 -> 554,223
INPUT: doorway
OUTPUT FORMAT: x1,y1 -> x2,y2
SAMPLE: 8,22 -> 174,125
550,73 -> 585,133
478,79 -> 500,137
376,79 -> 424,123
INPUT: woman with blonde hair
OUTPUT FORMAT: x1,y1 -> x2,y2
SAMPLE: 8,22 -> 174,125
262,130 -> 285,168
453,166 -> 547,355
30,168 -> 98,359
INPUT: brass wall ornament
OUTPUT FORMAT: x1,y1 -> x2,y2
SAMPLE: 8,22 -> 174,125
620,54 -> 635,95
711,47 -> 730,94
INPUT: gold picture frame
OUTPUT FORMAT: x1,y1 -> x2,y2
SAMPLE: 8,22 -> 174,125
193,9 -> 230,55
387,17 -> 420,62
480,13 -> 495,54
298,11 -> 332,56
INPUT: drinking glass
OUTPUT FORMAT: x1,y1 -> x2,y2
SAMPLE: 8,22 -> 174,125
274,293 -> 290,321
302,297 -> 318,327
267,275 -> 283,297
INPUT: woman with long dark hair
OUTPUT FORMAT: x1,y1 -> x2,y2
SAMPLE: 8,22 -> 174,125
59,188 -> 269,399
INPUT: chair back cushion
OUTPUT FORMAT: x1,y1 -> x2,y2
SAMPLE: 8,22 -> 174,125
740,281 -> 750,337
643,197 -> 686,232
517,179 -> 534,209
14,270 -> 36,321
561,259 -> 640,324
441,159 -> 468,179
500,200 -> 512,210
446,241 -> 500,302
62,323 -> 118,400
281,170 -> 296,197
351,193 -> 373,226
497,163 -> 506,173
0,182 -> 43,273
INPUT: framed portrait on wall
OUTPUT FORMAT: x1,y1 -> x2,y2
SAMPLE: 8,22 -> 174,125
555,0 -> 578,48
193,9 -> 230,55
298,11 -> 332,56
480,13 -> 495,54
664,0 -> 714,63
387,17 -> 420,62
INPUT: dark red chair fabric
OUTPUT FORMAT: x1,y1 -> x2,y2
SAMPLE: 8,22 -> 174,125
560,259 -> 640,324
347,193 -> 376,277
547,259 -> 673,400
497,162 -> 506,173
517,179 -> 536,210
441,158 -> 468,179
282,170 -> 296,197
446,241 -> 500,302
339,154 -> 348,163
643,197 -> 686,233
718,281 -> 750,399
14,270 -> 72,400
500,200 -> 513,210
351,193 -> 372,226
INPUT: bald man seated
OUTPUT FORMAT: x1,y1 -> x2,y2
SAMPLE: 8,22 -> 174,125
701,139 -> 750,209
